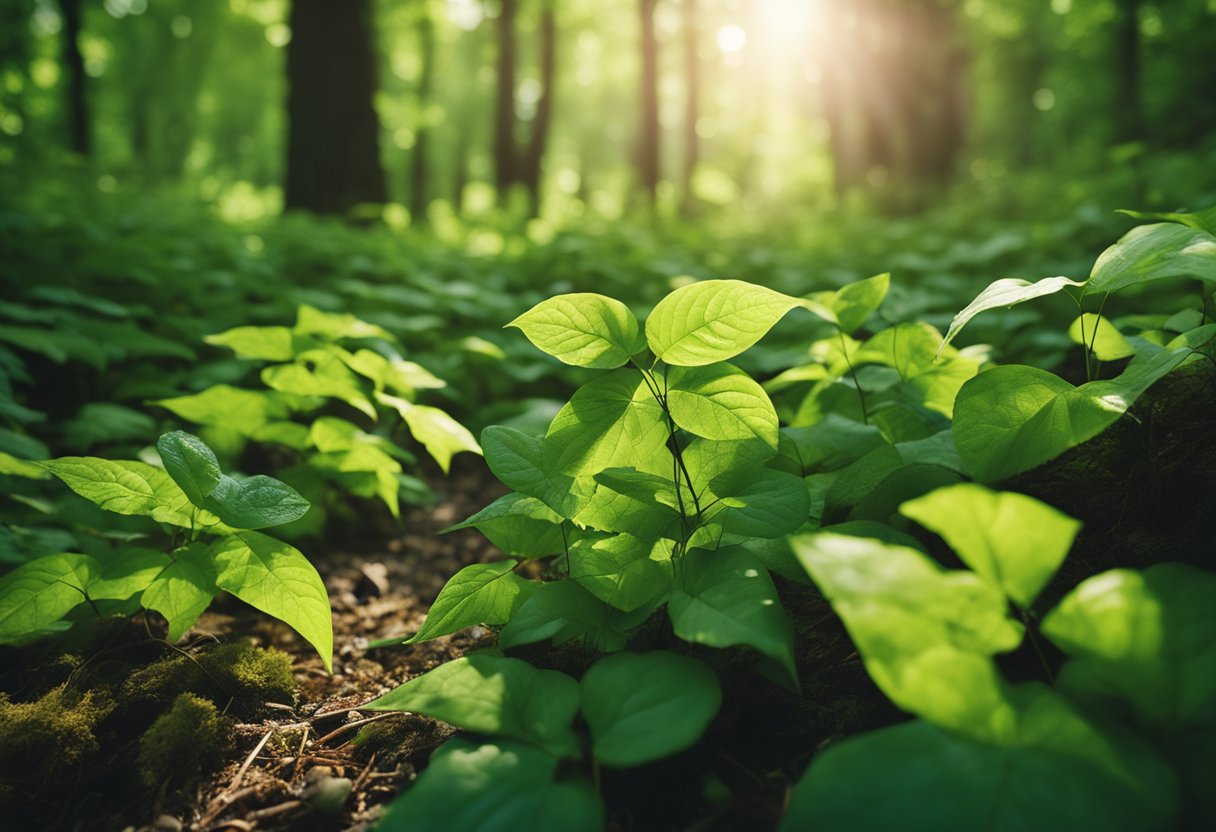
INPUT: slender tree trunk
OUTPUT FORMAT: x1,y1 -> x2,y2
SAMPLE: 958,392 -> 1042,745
494,0 -> 519,201
284,0 -> 387,215
59,0 -> 89,156
637,0 -> 660,206
1115,0 -> 1142,141
410,6 -> 436,222
680,0 -> 699,216
522,0 -> 556,216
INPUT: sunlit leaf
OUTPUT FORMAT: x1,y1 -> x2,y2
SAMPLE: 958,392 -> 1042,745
646,280 -> 801,366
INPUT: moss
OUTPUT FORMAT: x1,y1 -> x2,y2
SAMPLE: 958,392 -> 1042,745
122,642 -> 296,718
136,693 -> 225,787
0,685 -> 113,791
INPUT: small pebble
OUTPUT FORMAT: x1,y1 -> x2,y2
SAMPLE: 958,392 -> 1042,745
152,816 -> 182,832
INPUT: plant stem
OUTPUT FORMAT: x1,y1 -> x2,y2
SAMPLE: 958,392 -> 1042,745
1020,609 -> 1055,684
838,329 -> 868,424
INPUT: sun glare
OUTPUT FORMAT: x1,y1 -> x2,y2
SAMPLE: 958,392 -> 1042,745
717,24 -> 746,53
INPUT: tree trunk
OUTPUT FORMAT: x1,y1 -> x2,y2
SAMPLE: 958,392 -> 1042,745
494,0 -> 519,200
284,0 -> 387,215
680,0 -> 699,216
637,0 -> 660,206
1115,0 -> 1142,141
521,0 -> 556,216
59,0 -> 89,156
409,5 -> 436,222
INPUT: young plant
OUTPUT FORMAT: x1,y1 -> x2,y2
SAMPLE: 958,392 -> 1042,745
0,431 -> 332,669
784,482 -> 1213,830
156,304 -> 481,528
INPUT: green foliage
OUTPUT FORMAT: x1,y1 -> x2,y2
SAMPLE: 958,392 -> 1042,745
4,432 -> 332,669
0,685 -> 112,791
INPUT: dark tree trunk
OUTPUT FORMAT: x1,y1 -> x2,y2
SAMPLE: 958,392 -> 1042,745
680,0 -> 699,216
409,6 -> 436,222
59,0 -> 89,156
521,0 -> 556,216
284,0 -> 387,215
494,0 -> 519,200
637,0 -> 660,206
1115,0 -> 1142,141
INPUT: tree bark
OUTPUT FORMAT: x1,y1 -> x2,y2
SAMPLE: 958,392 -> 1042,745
59,0 -> 89,156
494,0 -> 520,200
409,5 -> 436,222
284,0 -> 387,215
637,0 -> 660,206
521,0 -> 556,216
680,0 -> 699,216
1115,0 -> 1142,141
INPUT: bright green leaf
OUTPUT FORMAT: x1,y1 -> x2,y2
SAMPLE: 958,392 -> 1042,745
87,547 -> 172,601
569,533 -> 672,612
0,552 -> 98,644
507,293 -> 641,369
444,492 -> 566,558
40,457 -> 200,528
406,562 -> 537,644
379,393 -> 481,473
667,363 -> 779,447
203,474 -> 310,530
939,276 -> 1085,354
543,370 -> 667,476
498,580 -> 653,652
1088,222 -> 1216,295
646,280 -> 801,366
1068,314 -> 1136,361
481,426 -> 594,519
205,325 -> 297,361
156,431 -> 222,506
141,543 -> 218,641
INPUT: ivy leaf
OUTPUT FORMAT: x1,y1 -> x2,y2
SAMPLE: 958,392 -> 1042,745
40,457 -> 200,528
1042,564 -> 1216,730
900,484 -> 1081,608
202,474 -> 310,530
376,739 -> 603,832
404,562 -> 537,645
1087,222 -> 1216,295
156,430 -> 222,506
668,547 -> 797,685
938,276 -> 1084,354
141,543 -> 218,642
581,651 -> 721,768
378,393 -> 481,473
666,363 -> 779,447
646,280 -> 802,366
211,531 -> 333,671
363,654 -> 581,758
0,553 -> 99,645
543,370 -> 668,476
952,339 -> 1201,482
507,293 -> 641,369
481,426 -> 593,519
444,492 -> 566,559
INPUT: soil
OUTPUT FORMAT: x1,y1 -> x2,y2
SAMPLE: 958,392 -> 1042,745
2,360 -> 1211,832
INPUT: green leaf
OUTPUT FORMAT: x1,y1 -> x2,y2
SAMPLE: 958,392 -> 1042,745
952,341 -> 1200,482
378,393 -> 481,473
261,349 -> 376,419
668,547 -> 796,684
579,468 -> 682,537
666,363 -> 779,447
293,304 -> 393,341
205,325 -> 297,361
646,280 -> 802,366
481,426 -> 593,518
771,416 -> 887,476
445,492 -> 566,558
803,273 -> 890,334
507,293 -> 641,369
406,562 -> 537,644
900,484 -> 1081,608
543,370 -> 667,476
1042,564 -> 1216,730
939,276 -> 1085,353
706,467 -> 811,541
782,714 -> 1178,832
791,533 -> 1024,735
1087,222 -> 1216,295
1118,206 -> 1216,235
569,533 -> 672,612
1067,314 -> 1136,361
580,651 -> 721,767
498,580 -> 653,652
156,431 -> 222,507
211,531 -> 333,671
40,457 -> 201,528
87,547 -> 172,601
363,654 -> 580,758
141,543 -> 218,641
377,739 -> 603,832
0,553 -> 99,644
154,385 -> 291,434
0,450 -> 49,479
203,474 -> 310,530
